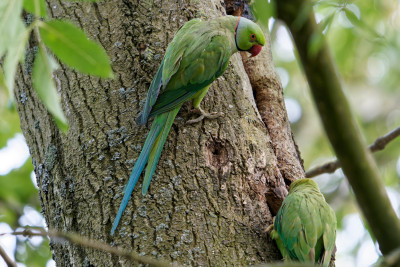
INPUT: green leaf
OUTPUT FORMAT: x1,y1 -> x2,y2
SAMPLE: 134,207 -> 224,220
308,12 -> 335,57
22,0 -> 47,17
343,7 -> 360,26
33,47 -> 69,132
3,19 -> 28,100
39,20 -> 113,78
0,0 -> 23,58
343,7 -> 383,42
0,101 -> 21,148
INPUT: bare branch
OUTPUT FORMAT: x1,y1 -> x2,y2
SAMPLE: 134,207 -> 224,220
0,243 -> 17,267
1,228 -> 173,267
306,127 -> 400,178
369,127 -> 400,152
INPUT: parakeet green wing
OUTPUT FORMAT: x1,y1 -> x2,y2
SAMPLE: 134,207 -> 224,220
149,34 -> 231,117
136,18 -> 202,125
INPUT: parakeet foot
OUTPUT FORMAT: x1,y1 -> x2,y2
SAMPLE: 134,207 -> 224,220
266,224 -> 274,234
186,107 -> 224,124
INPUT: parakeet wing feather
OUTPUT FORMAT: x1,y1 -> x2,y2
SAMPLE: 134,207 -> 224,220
321,203 -> 337,266
136,59 -> 165,125
135,18 -> 202,125
149,35 -> 231,117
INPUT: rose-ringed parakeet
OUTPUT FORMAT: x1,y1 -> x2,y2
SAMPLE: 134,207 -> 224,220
269,179 -> 336,266
111,16 -> 266,235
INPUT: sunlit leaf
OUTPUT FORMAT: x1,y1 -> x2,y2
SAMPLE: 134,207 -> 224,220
308,12 -> 336,57
314,0 -> 339,10
343,7 -> 383,42
39,20 -> 113,78
3,19 -> 28,100
343,7 -> 360,27
0,103 -> 21,148
0,160 -> 35,226
23,0 -> 47,17
319,12 -> 335,33
32,47 -> 68,132
0,0 -> 23,58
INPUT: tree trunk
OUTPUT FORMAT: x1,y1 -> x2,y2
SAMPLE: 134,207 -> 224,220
15,0 -> 304,266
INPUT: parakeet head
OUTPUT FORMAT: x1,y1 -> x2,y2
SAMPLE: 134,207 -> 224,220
234,17 -> 266,57
289,178 -> 321,194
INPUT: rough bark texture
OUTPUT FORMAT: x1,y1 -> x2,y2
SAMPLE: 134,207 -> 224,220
15,0 -> 302,266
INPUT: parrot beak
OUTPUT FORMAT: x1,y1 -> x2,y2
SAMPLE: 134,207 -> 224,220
249,44 -> 263,58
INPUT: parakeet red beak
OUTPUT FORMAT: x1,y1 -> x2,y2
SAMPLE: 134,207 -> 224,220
249,44 -> 262,58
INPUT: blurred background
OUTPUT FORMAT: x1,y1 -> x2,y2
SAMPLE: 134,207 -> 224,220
0,0 -> 399,266
270,0 -> 400,266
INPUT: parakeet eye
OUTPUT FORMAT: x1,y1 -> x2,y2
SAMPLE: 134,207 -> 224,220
250,33 -> 256,41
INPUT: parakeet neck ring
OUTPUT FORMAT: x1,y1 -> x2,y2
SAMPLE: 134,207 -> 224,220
234,16 -> 245,51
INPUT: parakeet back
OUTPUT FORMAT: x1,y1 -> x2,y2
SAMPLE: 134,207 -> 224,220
272,179 -> 336,266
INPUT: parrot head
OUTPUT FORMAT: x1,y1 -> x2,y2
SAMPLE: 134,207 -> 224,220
234,17 -> 266,57
289,178 -> 321,194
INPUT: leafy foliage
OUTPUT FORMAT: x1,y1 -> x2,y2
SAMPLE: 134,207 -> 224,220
39,20 -> 113,78
32,47 -> 68,131
0,0 -> 113,132
22,0 -> 47,18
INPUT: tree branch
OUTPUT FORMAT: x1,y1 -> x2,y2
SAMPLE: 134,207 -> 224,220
306,126 -> 400,177
1,228 -> 173,267
0,243 -> 17,267
276,0 -> 400,255
378,247 -> 400,267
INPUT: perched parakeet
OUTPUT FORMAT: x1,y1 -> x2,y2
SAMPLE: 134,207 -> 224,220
270,179 -> 336,266
111,16 -> 266,234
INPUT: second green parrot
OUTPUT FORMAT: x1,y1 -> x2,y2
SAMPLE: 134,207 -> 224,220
111,16 -> 265,234
270,178 -> 337,266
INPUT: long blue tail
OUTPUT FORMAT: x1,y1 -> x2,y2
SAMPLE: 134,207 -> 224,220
110,108 -> 180,235
141,107 -> 180,195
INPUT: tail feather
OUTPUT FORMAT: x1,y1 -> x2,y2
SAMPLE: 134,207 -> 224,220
142,108 -> 180,195
111,107 -> 181,235
110,121 -> 163,235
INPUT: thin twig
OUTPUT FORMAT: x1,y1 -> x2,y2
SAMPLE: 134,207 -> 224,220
0,243 -> 17,267
1,228 -> 173,267
306,127 -> 400,178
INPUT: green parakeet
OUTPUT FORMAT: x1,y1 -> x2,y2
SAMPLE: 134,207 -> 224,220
270,179 -> 336,266
111,16 -> 266,235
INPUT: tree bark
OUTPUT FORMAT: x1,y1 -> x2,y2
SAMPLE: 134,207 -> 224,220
15,0 -> 303,266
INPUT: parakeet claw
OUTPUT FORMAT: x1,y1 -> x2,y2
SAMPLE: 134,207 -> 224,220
266,224 -> 274,234
186,107 -> 224,124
